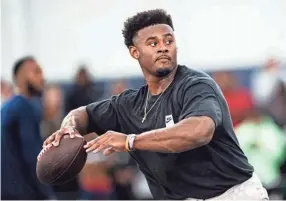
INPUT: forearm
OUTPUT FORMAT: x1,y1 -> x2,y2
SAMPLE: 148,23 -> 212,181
61,106 -> 89,135
134,116 -> 214,153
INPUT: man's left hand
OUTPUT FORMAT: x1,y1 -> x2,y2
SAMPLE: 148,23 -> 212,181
83,131 -> 127,156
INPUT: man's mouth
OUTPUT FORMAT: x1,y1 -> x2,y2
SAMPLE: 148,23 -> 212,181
156,55 -> 171,61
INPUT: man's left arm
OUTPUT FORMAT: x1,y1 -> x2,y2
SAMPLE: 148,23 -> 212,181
134,81 -> 223,153
134,116 -> 215,153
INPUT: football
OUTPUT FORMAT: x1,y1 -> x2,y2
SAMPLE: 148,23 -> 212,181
36,134 -> 87,185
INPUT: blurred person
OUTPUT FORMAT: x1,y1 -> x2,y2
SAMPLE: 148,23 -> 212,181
40,84 -> 64,139
270,80 -> 286,130
251,58 -> 280,107
251,58 -> 286,129
40,84 -> 78,199
65,65 -> 104,114
0,79 -> 13,106
79,155 -> 114,200
43,9 -> 268,200
109,79 -> 138,199
62,66 -> 105,199
1,56 -> 54,199
111,79 -> 128,95
213,71 -> 254,127
109,164 -> 137,200
132,170 -> 153,200
235,109 -> 286,198
79,132 -> 115,200
107,154 -> 139,200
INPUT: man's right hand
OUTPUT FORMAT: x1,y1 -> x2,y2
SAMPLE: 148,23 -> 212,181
43,127 -> 82,148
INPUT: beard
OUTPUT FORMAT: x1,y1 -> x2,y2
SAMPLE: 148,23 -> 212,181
27,82 -> 43,97
155,66 -> 175,78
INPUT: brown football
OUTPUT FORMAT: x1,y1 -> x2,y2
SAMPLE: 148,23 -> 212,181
36,134 -> 87,185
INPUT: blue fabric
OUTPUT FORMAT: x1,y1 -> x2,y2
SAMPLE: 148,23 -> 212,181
1,95 -> 53,199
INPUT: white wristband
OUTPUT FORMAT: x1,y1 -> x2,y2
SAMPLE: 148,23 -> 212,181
128,134 -> 136,151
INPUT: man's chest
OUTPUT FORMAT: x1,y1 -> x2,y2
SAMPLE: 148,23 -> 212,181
118,98 -> 182,134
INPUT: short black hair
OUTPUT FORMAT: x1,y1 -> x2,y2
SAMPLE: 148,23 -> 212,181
13,56 -> 35,79
122,9 -> 174,48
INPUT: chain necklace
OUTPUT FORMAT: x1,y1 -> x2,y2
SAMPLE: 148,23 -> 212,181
142,81 -> 173,123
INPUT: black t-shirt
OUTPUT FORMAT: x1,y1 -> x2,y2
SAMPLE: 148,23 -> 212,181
86,65 -> 254,200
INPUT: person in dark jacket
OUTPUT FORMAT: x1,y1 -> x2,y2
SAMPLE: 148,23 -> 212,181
65,66 -> 104,114
1,56 -> 53,200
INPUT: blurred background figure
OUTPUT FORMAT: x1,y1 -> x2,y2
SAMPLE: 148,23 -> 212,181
109,162 -> 137,200
41,83 -> 79,200
0,79 -> 13,106
251,58 -> 286,130
235,109 -> 286,199
41,84 -> 78,199
65,65 -> 104,115
251,58 -> 281,108
110,79 -> 128,95
59,65 -> 105,199
108,80 -> 153,200
79,153 -> 114,200
213,71 -> 254,128
1,56 -> 54,199
41,84 -> 64,140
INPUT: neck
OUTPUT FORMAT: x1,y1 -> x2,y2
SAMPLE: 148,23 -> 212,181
15,86 -> 32,99
145,66 -> 178,95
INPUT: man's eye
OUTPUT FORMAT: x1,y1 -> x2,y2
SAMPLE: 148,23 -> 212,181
150,42 -> 157,47
166,40 -> 173,45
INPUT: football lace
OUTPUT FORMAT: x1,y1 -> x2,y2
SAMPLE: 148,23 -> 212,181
37,146 -> 51,161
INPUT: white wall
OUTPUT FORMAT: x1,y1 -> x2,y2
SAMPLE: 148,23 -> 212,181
1,0 -> 286,81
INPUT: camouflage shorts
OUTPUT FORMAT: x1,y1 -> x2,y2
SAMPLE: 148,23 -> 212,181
187,173 -> 269,200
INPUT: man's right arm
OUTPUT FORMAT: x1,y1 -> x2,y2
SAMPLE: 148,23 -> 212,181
60,106 -> 99,144
43,106 -> 89,147
60,106 -> 89,135
43,97 -> 120,147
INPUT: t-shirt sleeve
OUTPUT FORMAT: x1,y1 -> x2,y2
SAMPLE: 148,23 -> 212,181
179,80 -> 223,127
86,95 -> 120,134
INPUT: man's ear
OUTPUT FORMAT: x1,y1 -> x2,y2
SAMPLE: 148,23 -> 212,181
129,46 -> 140,60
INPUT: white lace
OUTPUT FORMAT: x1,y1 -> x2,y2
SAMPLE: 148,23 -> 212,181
37,146 -> 51,161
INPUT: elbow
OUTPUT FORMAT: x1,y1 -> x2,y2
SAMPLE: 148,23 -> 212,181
185,117 -> 215,148
184,130 -> 212,149
197,129 -> 213,146
197,116 -> 215,146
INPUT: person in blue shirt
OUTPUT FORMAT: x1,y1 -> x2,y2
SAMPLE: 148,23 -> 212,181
1,56 -> 53,199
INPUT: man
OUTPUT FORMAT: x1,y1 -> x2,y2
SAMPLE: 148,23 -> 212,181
65,66 -> 104,115
44,9 -> 268,200
1,56 -> 53,199
251,58 -> 286,129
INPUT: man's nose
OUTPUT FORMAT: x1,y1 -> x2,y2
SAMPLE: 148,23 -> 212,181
157,42 -> 169,53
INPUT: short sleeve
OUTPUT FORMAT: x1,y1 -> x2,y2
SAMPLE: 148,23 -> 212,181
179,80 -> 222,127
86,95 -> 120,134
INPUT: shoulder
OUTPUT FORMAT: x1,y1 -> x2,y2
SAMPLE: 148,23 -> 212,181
2,96 -> 27,110
112,88 -> 144,104
107,87 -> 146,113
117,88 -> 140,98
175,65 -> 222,95
1,96 -> 27,123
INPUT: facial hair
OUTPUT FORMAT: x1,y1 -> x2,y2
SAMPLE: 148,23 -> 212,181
155,65 -> 177,78
27,82 -> 43,97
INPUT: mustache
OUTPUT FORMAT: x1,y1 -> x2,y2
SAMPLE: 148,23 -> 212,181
155,55 -> 171,61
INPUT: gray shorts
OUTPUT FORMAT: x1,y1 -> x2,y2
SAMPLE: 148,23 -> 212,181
187,173 -> 269,200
